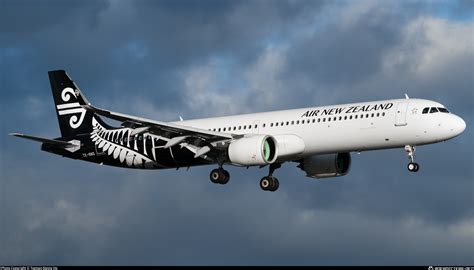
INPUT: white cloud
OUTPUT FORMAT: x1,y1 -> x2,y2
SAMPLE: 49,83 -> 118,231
245,46 -> 288,108
181,60 -> 238,117
383,17 -> 474,78
179,45 -> 289,118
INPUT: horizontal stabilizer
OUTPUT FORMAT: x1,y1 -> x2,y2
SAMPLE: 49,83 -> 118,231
9,133 -> 74,146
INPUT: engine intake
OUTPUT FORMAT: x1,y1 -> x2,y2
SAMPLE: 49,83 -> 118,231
299,153 -> 351,179
228,135 -> 278,166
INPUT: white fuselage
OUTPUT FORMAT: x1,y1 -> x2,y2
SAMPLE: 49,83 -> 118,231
173,98 -> 466,161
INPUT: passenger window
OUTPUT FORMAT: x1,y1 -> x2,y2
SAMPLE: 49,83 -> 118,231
218,128 -> 221,132
270,123 -> 273,127
355,115 -> 358,119
344,116 -> 347,120
323,118 -> 326,122
349,115 -> 353,120
286,121 -> 289,125
371,113 -> 374,117
296,120 -> 299,124
312,119 -> 316,123
223,128 -> 226,131
291,121 -> 294,125
254,124 -> 257,128
422,107 -> 429,114
275,123 -> 279,127
376,113 -> 380,117
263,124 -> 266,128
382,112 -> 385,116
318,118 -> 321,122
430,107 -> 438,113
333,117 -> 337,121
328,118 -> 331,122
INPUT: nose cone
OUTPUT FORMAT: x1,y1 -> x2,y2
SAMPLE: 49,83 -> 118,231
451,115 -> 466,136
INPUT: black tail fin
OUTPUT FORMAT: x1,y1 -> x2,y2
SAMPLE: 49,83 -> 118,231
48,70 -> 95,138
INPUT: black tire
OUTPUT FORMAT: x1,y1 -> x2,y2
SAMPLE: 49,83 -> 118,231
220,170 -> 230,184
413,163 -> 420,172
210,169 -> 222,184
260,177 -> 271,191
270,177 -> 279,192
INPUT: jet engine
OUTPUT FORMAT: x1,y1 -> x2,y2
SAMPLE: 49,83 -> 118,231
299,153 -> 351,179
228,135 -> 278,166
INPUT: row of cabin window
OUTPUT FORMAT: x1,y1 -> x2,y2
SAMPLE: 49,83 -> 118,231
422,107 -> 449,114
209,112 -> 386,133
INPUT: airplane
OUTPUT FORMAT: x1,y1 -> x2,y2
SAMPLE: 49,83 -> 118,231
10,70 -> 466,192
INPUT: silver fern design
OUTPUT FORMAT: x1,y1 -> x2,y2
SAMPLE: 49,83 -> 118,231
90,117 -> 161,169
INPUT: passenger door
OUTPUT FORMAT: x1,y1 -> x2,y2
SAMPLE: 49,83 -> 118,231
394,102 -> 409,126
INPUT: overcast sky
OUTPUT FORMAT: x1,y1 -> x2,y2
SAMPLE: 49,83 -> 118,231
1,0 -> 473,266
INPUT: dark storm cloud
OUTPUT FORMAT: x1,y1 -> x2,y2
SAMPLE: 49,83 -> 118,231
0,0 -> 327,121
1,0 -> 473,266
288,2 -> 408,86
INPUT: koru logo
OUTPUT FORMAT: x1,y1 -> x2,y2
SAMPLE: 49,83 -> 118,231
56,87 -> 87,129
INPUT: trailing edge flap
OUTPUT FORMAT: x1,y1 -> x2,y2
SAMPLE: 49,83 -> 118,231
9,133 -> 74,147
82,104 -> 234,142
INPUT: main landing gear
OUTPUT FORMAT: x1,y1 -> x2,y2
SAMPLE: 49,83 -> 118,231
209,163 -> 282,192
405,145 -> 420,172
260,163 -> 281,192
209,167 -> 230,185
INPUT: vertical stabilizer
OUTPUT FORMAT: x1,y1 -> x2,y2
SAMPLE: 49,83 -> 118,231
48,70 -> 94,138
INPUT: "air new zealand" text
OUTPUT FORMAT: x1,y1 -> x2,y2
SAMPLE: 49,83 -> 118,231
301,103 -> 393,118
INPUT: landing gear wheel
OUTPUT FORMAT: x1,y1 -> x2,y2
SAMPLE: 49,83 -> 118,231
260,177 -> 272,191
260,176 -> 279,191
221,170 -> 230,184
269,177 -> 279,192
408,162 -> 419,172
210,168 -> 230,184
210,169 -> 222,183
413,163 -> 419,172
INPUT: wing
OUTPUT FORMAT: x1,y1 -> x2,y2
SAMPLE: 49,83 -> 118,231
84,104 -> 233,140
82,103 -> 239,159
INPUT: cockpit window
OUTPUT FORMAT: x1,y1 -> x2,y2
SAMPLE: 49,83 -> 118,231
422,107 -> 429,114
430,107 -> 439,113
438,107 -> 449,113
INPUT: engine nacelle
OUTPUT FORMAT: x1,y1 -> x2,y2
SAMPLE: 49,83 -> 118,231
228,135 -> 278,166
299,153 -> 351,179
273,134 -> 305,160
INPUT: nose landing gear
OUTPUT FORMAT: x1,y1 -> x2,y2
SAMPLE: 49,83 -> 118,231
405,145 -> 420,172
